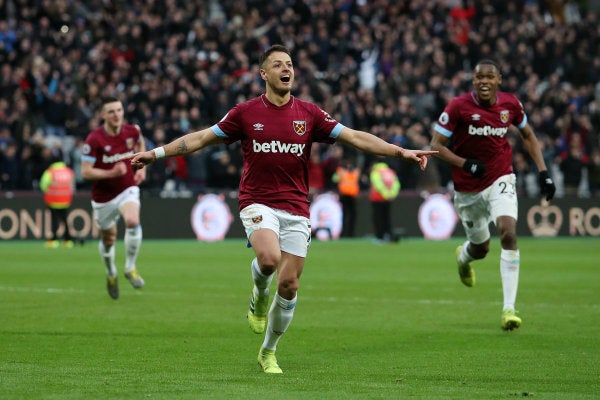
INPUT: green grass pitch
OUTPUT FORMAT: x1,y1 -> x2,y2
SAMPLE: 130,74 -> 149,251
1,237 -> 598,399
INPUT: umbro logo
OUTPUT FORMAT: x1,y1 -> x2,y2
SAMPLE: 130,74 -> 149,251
472,114 -> 481,121
253,123 -> 264,131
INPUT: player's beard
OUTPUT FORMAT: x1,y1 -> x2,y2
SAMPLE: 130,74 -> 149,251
268,81 -> 291,98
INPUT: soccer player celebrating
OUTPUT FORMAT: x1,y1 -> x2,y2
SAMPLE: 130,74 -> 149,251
130,44 -> 437,373
430,59 -> 556,331
82,96 -> 147,300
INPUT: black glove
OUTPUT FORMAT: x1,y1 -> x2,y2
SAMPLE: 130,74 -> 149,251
538,170 -> 556,201
462,159 -> 486,178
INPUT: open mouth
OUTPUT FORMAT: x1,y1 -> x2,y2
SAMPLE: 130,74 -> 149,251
281,75 -> 291,83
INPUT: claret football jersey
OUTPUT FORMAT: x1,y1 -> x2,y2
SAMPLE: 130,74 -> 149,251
82,124 -> 141,202
212,94 -> 344,218
434,91 -> 527,192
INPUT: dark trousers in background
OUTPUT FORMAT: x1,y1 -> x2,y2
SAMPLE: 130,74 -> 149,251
49,207 -> 73,241
371,201 -> 392,240
340,194 -> 357,237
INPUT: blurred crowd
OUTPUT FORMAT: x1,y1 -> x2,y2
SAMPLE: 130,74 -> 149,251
1,0 -> 599,198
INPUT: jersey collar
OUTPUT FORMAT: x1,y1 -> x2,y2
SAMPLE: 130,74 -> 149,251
261,94 -> 295,109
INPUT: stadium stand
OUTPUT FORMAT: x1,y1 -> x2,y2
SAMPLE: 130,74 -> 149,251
1,0 -> 599,198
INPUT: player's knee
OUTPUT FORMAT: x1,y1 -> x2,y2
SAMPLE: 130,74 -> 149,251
101,230 -> 116,247
256,253 -> 280,275
123,217 -> 140,229
499,231 -> 517,249
277,277 -> 299,298
102,237 -> 116,247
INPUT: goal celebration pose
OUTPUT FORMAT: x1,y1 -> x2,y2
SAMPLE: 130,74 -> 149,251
130,45 -> 436,373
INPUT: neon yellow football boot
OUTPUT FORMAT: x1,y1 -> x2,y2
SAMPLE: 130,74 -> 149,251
124,268 -> 145,288
45,240 -> 59,249
107,275 -> 119,300
456,245 -> 475,287
501,309 -> 522,331
247,288 -> 268,334
257,348 -> 283,374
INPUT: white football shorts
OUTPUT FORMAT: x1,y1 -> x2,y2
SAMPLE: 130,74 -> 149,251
240,203 -> 311,258
92,186 -> 140,230
453,173 -> 518,245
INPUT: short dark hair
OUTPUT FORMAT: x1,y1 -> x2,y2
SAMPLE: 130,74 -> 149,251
259,44 -> 292,68
101,96 -> 120,106
475,59 -> 501,74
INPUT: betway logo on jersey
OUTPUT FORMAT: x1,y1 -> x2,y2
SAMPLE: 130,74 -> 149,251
468,125 -> 508,137
253,140 -> 305,156
102,150 -> 135,164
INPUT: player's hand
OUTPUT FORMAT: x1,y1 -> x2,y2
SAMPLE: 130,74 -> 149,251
538,170 -> 556,201
133,166 -> 146,185
463,159 -> 486,178
112,162 -> 128,177
129,150 -> 157,169
400,149 -> 439,171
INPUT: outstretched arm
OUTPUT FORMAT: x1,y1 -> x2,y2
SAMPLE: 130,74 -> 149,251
130,127 -> 223,168
336,127 -> 437,171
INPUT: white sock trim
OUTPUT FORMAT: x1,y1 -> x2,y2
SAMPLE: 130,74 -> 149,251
274,293 -> 297,310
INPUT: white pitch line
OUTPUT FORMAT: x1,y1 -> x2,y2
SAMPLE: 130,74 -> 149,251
1,286 -> 597,310
0,286 -> 86,294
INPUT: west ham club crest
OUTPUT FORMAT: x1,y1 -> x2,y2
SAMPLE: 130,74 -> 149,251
293,120 -> 306,136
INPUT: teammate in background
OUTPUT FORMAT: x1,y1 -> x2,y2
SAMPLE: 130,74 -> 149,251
369,161 -> 400,243
130,45 -> 437,374
332,158 -> 360,237
81,96 -> 147,300
40,155 -> 76,248
430,59 -> 556,331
